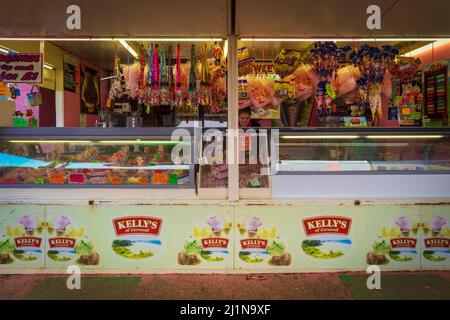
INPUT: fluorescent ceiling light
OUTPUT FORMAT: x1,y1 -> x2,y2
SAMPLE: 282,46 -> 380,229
223,39 -> 228,58
44,63 -> 54,70
282,135 -> 360,139
240,37 -> 450,42
402,40 -> 450,56
0,37 -> 114,41
97,140 -> 187,145
115,38 -> 223,42
8,140 -> 92,144
365,135 -> 443,139
119,39 -> 138,58
0,37 -> 223,42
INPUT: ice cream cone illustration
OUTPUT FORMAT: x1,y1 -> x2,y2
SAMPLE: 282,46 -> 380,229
395,215 -> 412,237
430,216 -> 446,236
54,216 -> 71,236
20,215 -> 36,236
246,217 -> 263,238
207,216 -> 224,237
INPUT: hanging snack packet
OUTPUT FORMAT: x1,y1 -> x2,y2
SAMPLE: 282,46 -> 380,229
248,76 -> 275,111
273,80 -> 295,107
238,78 -> 252,109
274,49 -> 301,78
238,47 -> 250,61
274,80 -> 295,99
238,47 -> 255,76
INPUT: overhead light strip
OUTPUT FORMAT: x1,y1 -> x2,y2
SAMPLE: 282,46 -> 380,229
240,37 -> 450,42
118,39 -> 138,58
366,135 -> 444,139
282,135 -> 360,139
0,37 -> 224,42
43,63 -> 54,70
402,40 -> 450,56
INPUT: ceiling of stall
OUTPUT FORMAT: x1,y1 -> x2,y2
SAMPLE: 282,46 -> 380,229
237,0 -> 450,37
50,40 -> 225,71
0,0 -> 229,37
49,39 -> 432,72
236,40 -> 430,60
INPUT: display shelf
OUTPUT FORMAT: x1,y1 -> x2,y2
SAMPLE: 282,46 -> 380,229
0,127 -> 195,190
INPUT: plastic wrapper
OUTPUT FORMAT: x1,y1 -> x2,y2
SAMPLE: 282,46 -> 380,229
173,62 -> 191,92
238,47 -> 255,76
273,80 -> 295,107
274,49 -> 301,78
381,70 -> 392,99
238,47 -> 250,61
239,57 -> 255,76
333,65 -> 361,97
123,62 -> 148,99
210,66 -> 227,102
285,64 -> 319,102
238,79 -> 252,109
247,77 -> 275,112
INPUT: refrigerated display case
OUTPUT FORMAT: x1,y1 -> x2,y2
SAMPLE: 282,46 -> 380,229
272,127 -> 450,199
0,127 -> 195,191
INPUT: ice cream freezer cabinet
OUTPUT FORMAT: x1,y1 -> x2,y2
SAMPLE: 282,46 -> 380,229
271,127 -> 450,200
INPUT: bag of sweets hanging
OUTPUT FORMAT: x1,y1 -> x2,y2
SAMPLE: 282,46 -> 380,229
274,49 -> 301,78
238,47 -> 255,76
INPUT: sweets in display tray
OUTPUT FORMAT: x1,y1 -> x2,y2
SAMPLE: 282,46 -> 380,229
0,144 -> 190,186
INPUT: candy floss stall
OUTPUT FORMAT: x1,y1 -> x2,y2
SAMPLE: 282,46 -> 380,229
0,0 -> 449,274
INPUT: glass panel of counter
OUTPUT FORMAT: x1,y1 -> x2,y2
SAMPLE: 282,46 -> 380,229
275,128 -> 450,174
0,128 -> 195,188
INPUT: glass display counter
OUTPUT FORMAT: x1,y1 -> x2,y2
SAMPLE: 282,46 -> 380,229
272,128 -> 450,199
0,127 -> 195,189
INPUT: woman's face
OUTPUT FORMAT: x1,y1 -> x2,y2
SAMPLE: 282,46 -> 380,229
288,106 -> 297,118
239,112 -> 251,127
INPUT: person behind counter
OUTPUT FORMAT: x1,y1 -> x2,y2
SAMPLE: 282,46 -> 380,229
239,107 -> 261,128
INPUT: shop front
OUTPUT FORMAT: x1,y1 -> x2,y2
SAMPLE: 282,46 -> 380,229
0,0 -> 449,273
